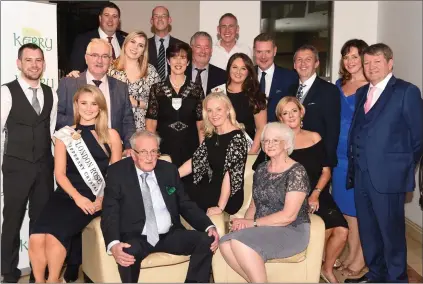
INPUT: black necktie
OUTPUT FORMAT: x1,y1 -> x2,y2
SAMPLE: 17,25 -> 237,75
92,80 -> 102,88
157,39 -> 166,81
195,68 -> 206,94
259,71 -> 266,94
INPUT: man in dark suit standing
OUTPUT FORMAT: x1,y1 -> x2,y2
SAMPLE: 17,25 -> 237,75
148,6 -> 186,81
253,33 -> 298,122
186,31 -> 226,96
101,130 -> 219,283
345,44 -> 423,283
69,2 -> 125,72
290,44 -> 341,167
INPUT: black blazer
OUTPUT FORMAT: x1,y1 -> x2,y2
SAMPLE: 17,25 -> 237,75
289,76 -> 341,167
69,29 -> 126,72
148,36 -> 186,70
186,63 -> 227,95
100,158 -> 213,248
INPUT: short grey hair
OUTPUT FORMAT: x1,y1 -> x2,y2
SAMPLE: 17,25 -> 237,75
130,130 -> 161,149
293,44 -> 319,62
86,38 -> 112,56
261,122 -> 295,155
190,31 -> 213,46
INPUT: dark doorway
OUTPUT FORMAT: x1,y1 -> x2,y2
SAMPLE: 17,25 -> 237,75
50,1 -> 109,77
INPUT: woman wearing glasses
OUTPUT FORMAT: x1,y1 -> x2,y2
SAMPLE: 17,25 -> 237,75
253,97 -> 348,283
179,92 -> 248,216
219,122 -> 310,283
145,42 -> 204,168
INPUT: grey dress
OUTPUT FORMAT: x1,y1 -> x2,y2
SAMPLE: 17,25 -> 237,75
220,162 -> 311,261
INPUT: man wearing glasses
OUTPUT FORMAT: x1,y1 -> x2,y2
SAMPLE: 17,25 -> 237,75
57,38 -> 135,281
101,130 -> 219,283
210,13 -> 253,70
148,6 -> 186,81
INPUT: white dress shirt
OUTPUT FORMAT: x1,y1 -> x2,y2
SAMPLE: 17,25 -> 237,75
367,73 -> 393,109
210,40 -> 252,70
86,71 -> 112,128
154,34 -> 171,77
258,63 -> 275,98
298,73 -> 317,103
1,75 -> 58,155
191,64 -> 209,95
98,27 -> 121,58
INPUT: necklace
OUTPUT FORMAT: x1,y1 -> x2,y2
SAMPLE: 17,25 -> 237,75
170,75 -> 186,89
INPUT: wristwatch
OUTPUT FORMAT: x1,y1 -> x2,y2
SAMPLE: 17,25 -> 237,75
253,218 -> 258,227
314,188 -> 322,193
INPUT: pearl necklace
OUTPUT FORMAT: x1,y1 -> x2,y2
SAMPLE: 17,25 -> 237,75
170,75 -> 186,89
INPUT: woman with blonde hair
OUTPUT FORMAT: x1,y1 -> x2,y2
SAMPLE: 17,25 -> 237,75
68,31 -> 160,130
28,85 -> 122,283
179,92 -> 248,216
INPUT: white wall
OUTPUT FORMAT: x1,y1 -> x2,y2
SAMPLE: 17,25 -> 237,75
331,1 -> 379,82
199,1 -> 260,50
377,1 -> 423,227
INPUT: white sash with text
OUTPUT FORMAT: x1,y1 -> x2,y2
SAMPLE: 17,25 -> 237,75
54,126 -> 105,197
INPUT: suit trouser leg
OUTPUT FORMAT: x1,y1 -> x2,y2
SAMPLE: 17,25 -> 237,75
155,229 -> 213,282
354,168 -> 386,281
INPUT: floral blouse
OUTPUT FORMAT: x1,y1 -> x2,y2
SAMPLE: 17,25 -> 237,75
192,132 -> 248,196
108,64 -> 160,130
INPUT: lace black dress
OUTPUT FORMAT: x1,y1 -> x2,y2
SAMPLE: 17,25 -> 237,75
31,124 -> 111,250
220,162 -> 311,261
146,78 -> 204,167
187,130 -> 248,214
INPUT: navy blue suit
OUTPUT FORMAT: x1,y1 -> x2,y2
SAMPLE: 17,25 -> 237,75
258,65 -> 298,122
347,75 -> 423,282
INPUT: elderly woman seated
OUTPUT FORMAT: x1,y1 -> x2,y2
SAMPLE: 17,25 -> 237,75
218,122 -> 311,283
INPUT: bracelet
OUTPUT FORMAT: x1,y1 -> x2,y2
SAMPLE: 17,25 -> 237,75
314,188 -> 322,193
217,205 -> 223,212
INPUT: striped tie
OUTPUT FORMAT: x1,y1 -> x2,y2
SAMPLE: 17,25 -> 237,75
157,39 -> 166,81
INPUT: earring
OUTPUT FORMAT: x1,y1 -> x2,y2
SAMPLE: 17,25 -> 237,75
300,118 -> 303,129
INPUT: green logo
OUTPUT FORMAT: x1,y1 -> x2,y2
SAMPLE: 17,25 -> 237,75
20,239 -> 28,252
13,27 -> 53,51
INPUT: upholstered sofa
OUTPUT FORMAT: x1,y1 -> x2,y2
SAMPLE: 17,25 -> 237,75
212,154 -> 326,283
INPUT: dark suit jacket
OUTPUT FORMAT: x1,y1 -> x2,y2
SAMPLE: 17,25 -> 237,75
186,63 -> 227,95
100,158 -> 213,248
289,76 -> 341,167
347,76 -> 423,193
69,29 -> 125,72
148,36 -> 186,70
260,65 -> 298,122
56,72 -> 135,149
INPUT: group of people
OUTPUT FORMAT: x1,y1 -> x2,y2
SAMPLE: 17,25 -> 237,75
1,2 -> 422,284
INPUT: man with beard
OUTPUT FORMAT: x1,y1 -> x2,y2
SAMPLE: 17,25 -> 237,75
148,6 -> 186,81
1,43 -> 58,283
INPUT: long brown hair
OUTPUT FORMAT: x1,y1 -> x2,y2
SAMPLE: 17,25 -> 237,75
73,85 -> 109,144
339,39 -> 368,86
226,53 -> 266,113
112,31 -> 149,78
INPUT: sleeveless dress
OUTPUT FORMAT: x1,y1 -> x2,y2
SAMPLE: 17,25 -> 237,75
219,162 -> 310,261
332,79 -> 357,216
31,124 -> 111,250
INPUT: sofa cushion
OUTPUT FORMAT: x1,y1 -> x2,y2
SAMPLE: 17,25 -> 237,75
141,253 -> 190,268
266,249 -> 306,263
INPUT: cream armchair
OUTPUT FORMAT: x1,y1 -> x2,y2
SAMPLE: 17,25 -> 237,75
212,154 -> 326,283
82,155 -> 226,282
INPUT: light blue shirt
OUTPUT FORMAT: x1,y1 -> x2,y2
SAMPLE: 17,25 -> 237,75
191,64 -> 209,95
155,34 -> 171,77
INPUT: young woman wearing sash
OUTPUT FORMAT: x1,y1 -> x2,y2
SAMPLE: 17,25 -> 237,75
28,85 -> 122,283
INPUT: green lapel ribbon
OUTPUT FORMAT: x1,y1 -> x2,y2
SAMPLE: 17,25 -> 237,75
166,186 -> 176,195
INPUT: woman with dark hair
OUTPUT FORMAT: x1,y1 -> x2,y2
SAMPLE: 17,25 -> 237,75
145,42 -> 204,167
332,39 -> 368,277
225,53 -> 267,154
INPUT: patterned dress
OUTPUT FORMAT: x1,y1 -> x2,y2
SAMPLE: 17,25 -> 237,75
220,162 -> 311,261
108,64 -> 160,130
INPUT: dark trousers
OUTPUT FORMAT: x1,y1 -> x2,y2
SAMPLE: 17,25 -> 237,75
1,155 -> 54,275
66,233 -> 82,267
354,167 -> 408,283
118,229 -> 213,283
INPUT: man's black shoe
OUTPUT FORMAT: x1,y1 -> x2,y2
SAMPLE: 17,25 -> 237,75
64,264 -> 79,282
2,268 -> 21,283
344,275 -> 381,283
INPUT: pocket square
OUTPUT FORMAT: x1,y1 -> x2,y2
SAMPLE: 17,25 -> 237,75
307,102 -> 316,105
276,89 -> 282,93
166,186 -> 176,195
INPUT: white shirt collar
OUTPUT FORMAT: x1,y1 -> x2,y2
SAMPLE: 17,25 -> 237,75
155,34 -> 170,42
135,166 -> 158,182
98,27 -> 116,39
18,74 -> 41,90
370,73 -> 393,91
215,39 -> 239,50
258,63 -> 275,76
86,70 -> 108,84
300,72 -> 317,87
192,63 -> 209,72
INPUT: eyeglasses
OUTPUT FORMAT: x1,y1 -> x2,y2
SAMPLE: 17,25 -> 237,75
86,53 -> 111,60
261,139 -> 283,146
132,148 -> 160,158
153,14 -> 169,19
